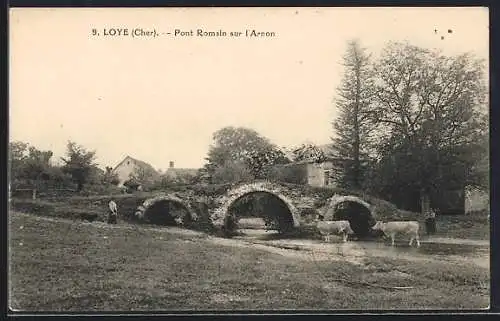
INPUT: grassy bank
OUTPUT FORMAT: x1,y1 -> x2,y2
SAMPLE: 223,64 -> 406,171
9,195 -> 149,222
9,213 -> 489,311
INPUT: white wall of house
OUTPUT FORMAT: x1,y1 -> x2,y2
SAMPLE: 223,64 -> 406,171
465,187 -> 489,213
306,161 -> 336,188
113,157 -> 137,186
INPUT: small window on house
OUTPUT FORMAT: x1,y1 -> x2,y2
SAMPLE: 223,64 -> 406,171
127,161 -> 130,165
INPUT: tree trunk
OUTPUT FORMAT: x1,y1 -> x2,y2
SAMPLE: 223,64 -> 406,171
352,56 -> 362,190
420,189 -> 430,216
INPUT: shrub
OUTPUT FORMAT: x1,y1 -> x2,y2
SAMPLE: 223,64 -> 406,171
78,184 -> 124,196
190,183 -> 232,197
123,179 -> 141,191
188,201 -> 218,234
212,160 -> 255,184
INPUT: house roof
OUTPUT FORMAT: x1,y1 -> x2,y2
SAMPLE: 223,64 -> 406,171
112,156 -> 159,175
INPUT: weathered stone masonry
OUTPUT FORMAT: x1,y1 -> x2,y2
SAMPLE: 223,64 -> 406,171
132,181 -> 377,232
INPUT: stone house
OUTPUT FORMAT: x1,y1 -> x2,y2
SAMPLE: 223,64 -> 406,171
272,158 -> 341,187
273,144 -> 365,188
112,156 -> 160,187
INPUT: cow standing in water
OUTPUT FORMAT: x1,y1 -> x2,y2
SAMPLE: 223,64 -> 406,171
108,200 -> 118,224
315,214 -> 355,243
371,220 -> 421,247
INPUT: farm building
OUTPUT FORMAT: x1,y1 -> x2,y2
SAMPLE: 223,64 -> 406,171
271,158 -> 344,188
273,143 -> 364,188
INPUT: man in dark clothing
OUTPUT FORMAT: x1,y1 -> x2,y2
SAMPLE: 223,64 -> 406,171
425,208 -> 437,235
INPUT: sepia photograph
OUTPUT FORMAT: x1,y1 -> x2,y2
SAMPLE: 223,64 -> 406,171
8,7 -> 490,311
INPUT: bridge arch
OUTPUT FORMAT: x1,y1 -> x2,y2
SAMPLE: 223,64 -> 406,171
212,181 -> 301,231
323,194 -> 376,237
135,194 -> 197,225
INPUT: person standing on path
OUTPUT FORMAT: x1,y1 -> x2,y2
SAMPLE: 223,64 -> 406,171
108,200 -> 118,224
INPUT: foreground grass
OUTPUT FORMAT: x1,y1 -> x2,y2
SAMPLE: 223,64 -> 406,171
9,212 -> 489,311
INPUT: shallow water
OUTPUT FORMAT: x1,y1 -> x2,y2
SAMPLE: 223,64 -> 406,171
235,228 -> 489,262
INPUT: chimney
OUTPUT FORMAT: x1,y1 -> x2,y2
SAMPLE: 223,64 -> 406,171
169,161 -> 174,168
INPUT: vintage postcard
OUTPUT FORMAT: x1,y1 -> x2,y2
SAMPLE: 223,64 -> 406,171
8,7 -> 490,312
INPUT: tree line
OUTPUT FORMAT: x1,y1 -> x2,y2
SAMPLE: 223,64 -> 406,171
331,40 -> 488,212
9,140 -> 119,193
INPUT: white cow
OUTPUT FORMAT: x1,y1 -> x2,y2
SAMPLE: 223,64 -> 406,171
315,215 -> 355,243
371,221 -> 420,247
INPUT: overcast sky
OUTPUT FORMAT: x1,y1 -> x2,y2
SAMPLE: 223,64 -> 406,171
9,7 -> 488,170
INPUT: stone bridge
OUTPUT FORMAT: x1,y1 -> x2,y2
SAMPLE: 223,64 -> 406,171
131,180 -> 379,236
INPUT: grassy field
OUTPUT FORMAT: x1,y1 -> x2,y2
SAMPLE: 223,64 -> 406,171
9,212 -> 489,311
